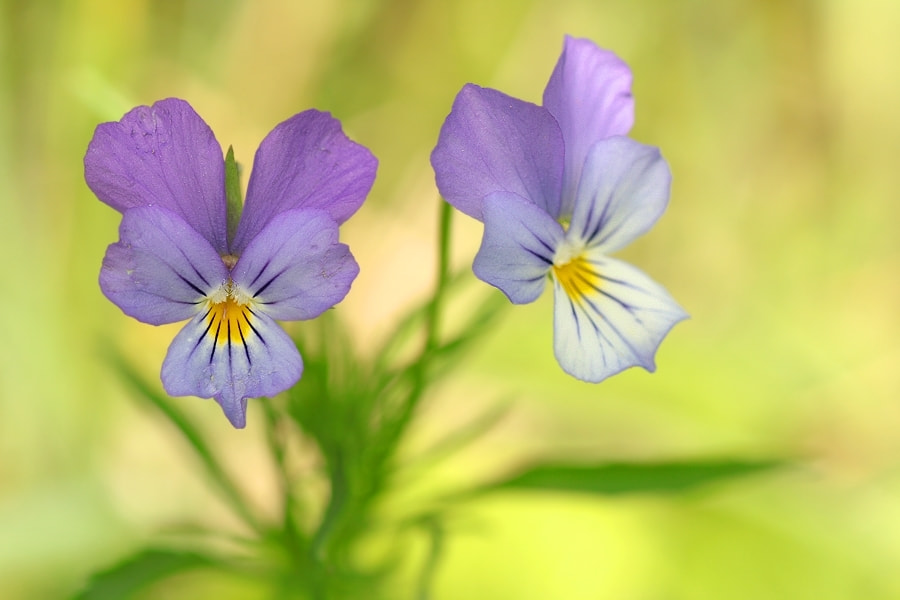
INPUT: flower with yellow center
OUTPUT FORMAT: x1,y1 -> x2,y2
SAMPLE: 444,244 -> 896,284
88,98 -> 376,427
432,36 -> 687,381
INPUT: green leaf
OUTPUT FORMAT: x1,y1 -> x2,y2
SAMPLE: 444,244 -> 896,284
476,459 -> 782,497
106,351 -> 263,534
225,145 -> 243,247
71,548 -> 216,600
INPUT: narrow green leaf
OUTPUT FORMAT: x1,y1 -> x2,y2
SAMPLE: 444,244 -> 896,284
71,548 -> 215,600
225,145 -> 243,247
478,459 -> 782,497
107,351 -> 264,534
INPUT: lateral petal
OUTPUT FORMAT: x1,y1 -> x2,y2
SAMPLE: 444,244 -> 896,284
231,209 -> 359,322
100,207 -> 228,325
570,137 -> 672,254
161,306 -> 303,428
431,84 -> 565,221
552,254 -> 687,382
232,110 -> 376,254
85,98 -> 228,254
543,36 -> 635,212
473,192 -> 563,304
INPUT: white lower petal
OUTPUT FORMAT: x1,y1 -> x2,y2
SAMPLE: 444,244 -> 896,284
161,304 -> 303,428
552,253 -> 687,382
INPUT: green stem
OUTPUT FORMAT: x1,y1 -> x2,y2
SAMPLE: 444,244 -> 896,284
311,449 -> 347,562
261,400 -> 301,552
425,201 -> 453,355
415,517 -> 444,600
382,201 -> 454,451
110,353 -> 264,535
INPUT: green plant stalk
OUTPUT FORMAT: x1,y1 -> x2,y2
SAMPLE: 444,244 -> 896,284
260,400 -> 304,556
388,201 -> 453,441
110,353 -> 264,535
302,202 -> 453,580
426,200 -> 453,354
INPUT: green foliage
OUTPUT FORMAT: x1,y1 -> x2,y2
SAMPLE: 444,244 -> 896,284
473,459 -> 783,497
71,548 -> 222,600
88,201 -> 785,599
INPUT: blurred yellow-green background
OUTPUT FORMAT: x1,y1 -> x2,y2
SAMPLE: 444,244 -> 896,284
2,0 -> 900,598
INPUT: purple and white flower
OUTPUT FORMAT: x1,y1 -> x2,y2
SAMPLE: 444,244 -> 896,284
431,36 -> 686,382
86,98 -> 376,427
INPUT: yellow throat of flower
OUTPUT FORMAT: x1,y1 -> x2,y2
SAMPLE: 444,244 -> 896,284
205,295 -> 254,347
552,252 -> 600,304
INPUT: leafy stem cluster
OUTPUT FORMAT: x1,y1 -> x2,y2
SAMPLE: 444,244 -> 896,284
79,201 -> 779,599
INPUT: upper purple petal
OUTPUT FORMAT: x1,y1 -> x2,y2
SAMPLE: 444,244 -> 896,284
100,206 -> 229,325
231,208 -> 359,322
473,192 -> 563,304
232,110 -> 377,255
543,36 -> 634,214
570,137 -> 671,254
431,84 -> 565,221
85,98 -> 228,254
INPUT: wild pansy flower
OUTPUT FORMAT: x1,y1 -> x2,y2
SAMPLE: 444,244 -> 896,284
431,36 -> 686,382
86,98 -> 376,427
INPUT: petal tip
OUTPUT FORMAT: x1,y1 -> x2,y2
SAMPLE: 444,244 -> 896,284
218,397 -> 248,429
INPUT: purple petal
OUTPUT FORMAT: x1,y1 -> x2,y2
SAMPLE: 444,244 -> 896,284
543,36 -> 634,213
570,137 -> 671,253
161,305 -> 303,428
552,253 -> 687,382
85,98 -> 228,254
431,84 -> 565,221
472,192 -> 563,304
231,209 -> 359,321
232,110 -> 376,254
100,207 -> 229,325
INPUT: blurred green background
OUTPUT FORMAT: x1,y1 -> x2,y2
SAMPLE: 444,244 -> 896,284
2,0 -> 899,598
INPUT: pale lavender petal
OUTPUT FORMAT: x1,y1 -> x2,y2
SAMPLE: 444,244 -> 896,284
570,137 -> 671,254
552,253 -> 687,382
161,306 -> 303,428
85,98 -> 228,254
472,192 -> 563,304
431,84 -> 565,221
231,209 -> 358,322
100,207 -> 229,325
543,36 -> 634,213
232,110 -> 376,254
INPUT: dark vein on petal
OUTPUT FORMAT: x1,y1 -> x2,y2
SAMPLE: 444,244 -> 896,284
564,287 -> 582,343
577,297 -> 611,367
210,319 -> 222,364
576,271 -> 644,325
190,262 -> 210,288
247,259 -> 271,290
238,315 -> 251,364
520,244 -> 553,265
152,217 -> 215,293
591,217 -> 627,248
587,297 -> 643,362
192,307 -> 215,354
585,194 -> 614,243
520,274 -> 546,284
253,267 -> 289,298
243,312 -> 266,347
581,198 -> 596,240
595,271 -> 648,293
176,273 -> 207,298
532,233 -> 556,256
227,320 -> 233,369
578,295 -> 622,367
